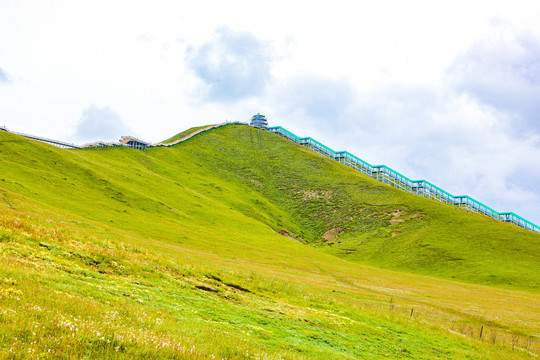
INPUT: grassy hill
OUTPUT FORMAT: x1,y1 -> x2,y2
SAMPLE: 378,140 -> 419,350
0,125 -> 538,359
164,125 -> 539,291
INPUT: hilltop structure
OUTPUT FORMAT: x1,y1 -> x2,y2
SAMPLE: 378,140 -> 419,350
250,113 -> 268,128
82,136 -> 150,150
119,136 -> 150,150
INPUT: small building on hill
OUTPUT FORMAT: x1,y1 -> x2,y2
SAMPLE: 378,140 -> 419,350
81,136 -> 151,150
250,113 -> 268,128
82,141 -> 116,149
119,136 -> 150,150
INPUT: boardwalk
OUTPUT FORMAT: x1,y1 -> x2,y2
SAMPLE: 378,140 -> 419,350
269,126 -> 540,233
0,126 -> 81,149
152,123 -> 228,147
0,122 -> 245,150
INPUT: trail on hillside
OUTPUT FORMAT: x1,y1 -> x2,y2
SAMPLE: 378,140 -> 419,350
154,123 -> 227,147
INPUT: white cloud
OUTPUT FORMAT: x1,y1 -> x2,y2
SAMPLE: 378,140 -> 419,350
73,106 -> 131,143
186,27 -> 274,103
0,67 -> 8,83
450,24 -> 540,135
275,76 -> 355,122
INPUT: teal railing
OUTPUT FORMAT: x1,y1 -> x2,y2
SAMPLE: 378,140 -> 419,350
268,126 -> 540,233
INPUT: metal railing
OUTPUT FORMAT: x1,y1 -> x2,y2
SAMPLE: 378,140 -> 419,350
268,126 -> 540,233
1,126 -> 81,149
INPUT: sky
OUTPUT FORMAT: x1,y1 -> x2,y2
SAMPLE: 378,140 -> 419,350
1,0 -> 539,225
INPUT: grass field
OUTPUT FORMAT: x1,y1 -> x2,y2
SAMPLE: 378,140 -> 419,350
0,125 -> 538,359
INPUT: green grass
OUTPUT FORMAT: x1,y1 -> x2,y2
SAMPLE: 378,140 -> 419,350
0,125 -> 538,359
152,125 -> 540,291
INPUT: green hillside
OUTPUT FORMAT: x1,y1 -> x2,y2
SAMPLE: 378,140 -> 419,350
0,125 -> 538,359
160,125 -> 539,291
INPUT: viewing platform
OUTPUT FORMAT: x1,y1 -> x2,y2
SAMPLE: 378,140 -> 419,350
250,113 -> 268,128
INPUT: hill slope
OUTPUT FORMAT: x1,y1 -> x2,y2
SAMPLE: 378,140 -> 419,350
2,125 -> 538,290
0,125 -> 539,359
163,125 -> 539,291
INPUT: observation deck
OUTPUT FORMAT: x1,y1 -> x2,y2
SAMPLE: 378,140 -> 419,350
250,113 -> 268,128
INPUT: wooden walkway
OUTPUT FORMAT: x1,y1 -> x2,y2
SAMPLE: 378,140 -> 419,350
1,122 -> 246,150
0,126 -> 81,149
152,123 -> 228,147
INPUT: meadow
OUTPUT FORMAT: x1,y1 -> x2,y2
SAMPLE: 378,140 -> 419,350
0,125 -> 538,359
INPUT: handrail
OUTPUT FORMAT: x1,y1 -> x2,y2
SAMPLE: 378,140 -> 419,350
152,122 -> 228,147
268,126 -> 540,233
150,121 -> 248,147
1,126 -> 81,149
0,121 -> 249,151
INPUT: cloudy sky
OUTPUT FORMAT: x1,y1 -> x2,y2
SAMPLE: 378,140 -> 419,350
1,1 -> 539,225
